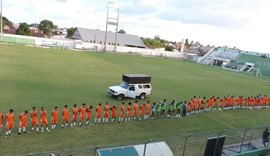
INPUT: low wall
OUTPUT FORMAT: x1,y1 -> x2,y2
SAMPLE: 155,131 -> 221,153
2,34 -> 184,59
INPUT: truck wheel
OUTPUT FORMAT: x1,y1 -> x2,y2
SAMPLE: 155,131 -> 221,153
117,94 -> 124,101
140,93 -> 146,100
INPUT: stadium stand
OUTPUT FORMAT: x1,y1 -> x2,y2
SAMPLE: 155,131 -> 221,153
198,47 -> 240,65
197,47 -> 269,77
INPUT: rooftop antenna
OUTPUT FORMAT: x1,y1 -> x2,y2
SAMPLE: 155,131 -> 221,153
104,1 -> 119,52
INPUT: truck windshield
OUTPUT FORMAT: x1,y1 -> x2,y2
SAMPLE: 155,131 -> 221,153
120,82 -> 129,89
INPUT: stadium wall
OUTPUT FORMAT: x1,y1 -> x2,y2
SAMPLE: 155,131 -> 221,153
1,34 -> 184,59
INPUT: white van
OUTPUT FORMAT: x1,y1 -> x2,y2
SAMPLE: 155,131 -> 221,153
108,74 -> 152,101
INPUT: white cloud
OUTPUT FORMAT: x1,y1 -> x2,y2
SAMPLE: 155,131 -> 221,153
2,0 -> 270,53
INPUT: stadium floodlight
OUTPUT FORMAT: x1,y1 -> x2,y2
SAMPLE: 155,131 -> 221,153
0,0 -> 3,42
104,1 -> 119,52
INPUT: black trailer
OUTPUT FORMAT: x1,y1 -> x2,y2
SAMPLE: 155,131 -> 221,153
122,74 -> 151,84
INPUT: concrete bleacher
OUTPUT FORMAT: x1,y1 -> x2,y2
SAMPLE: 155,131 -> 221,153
198,47 -> 240,65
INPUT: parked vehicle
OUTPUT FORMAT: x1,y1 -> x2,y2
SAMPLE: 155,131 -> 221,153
108,74 -> 152,101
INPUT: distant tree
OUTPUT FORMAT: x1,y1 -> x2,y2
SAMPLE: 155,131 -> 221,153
118,29 -> 126,34
16,23 -> 32,36
66,27 -> 76,37
2,16 -> 13,28
30,23 -> 40,28
141,36 -> 166,49
38,20 -> 57,37
165,45 -> 174,51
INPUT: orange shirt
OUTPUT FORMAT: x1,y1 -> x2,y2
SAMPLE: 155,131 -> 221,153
62,108 -> 69,119
197,98 -> 202,107
79,106 -> 85,117
111,106 -> 117,117
127,105 -> 132,112
72,107 -> 78,115
52,110 -> 59,121
140,105 -> 145,112
19,113 -> 27,124
104,105 -> 110,113
134,103 -> 139,112
146,103 -> 151,113
193,98 -> 197,108
86,108 -> 92,119
214,98 -> 219,107
96,106 -> 102,115
120,105 -> 125,113
6,112 -> 14,124
31,110 -> 38,121
40,110 -> 47,121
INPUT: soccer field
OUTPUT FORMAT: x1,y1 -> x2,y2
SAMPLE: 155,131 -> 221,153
0,45 -> 270,156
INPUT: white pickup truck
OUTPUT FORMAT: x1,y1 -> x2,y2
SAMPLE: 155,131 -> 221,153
108,74 -> 152,101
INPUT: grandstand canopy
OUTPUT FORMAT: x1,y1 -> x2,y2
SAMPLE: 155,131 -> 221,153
98,141 -> 174,156
72,27 -> 147,48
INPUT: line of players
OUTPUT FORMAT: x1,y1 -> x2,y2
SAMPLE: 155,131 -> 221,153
0,94 -> 269,137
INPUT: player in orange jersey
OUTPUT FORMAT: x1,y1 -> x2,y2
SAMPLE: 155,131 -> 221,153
111,105 -> 117,122
145,100 -> 151,120
126,102 -> 132,122
5,109 -> 15,137
79,103 -> 86,127
85,106 -> 93,125
40,107 -> 50,132
61,105 -> 69,128
0,111 -> 3,132
213,97 -> 219,110
51,107 -> 59,130
71,104 -> 78,127
18,111 -> 28,135
206,97 -> 213,111
197,96 -> 202,112
103,102 -> 110,124
119,102 -> 125,123
133,101 -> 139,120
192,96 -> 197,113
139,103 -> 145,121
31,107 -> 39,132
243,97 -> 249,108
95,103 -> 102,124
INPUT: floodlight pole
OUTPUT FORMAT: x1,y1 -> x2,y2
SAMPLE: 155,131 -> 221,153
0,0 -> 3,42
104,1 -> 119,52
114,8 -> 119,53
93,146 -> 99,156
182,134 -> 193,156
143,139 -> 151,156
239,127 -> 252,153
104,4 -> 109,52
213,130 -> 225,156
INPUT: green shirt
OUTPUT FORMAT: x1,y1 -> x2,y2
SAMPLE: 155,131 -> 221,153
161,102 -> 166,110
176,102 -> 181,109
157,104 -> 161,112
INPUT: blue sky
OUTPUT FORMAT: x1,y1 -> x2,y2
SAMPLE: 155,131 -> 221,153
2,0 -> 270,53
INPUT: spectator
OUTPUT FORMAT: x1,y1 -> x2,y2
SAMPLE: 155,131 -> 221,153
182,101 -> 187,117
262,128 -> 270,148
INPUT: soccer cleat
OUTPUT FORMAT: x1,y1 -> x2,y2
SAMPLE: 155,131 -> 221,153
18,133 -> 21,135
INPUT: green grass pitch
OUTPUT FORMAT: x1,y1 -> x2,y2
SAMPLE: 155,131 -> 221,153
0,44 -> 270,155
